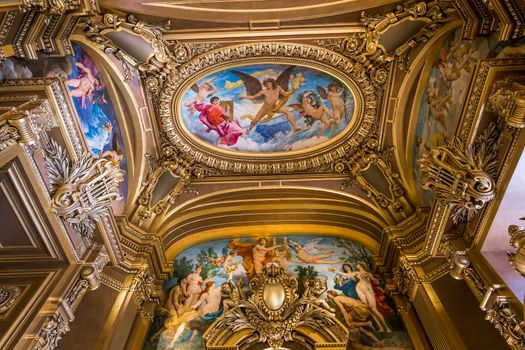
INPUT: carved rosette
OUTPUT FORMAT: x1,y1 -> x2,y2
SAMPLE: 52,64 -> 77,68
0,285 -> 21,313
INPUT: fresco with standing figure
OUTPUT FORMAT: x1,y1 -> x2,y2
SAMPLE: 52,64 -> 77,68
144,235 -> 413,350
180,64 -> 355,153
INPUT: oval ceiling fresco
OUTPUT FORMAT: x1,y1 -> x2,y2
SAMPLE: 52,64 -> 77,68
179,63 -> 356,153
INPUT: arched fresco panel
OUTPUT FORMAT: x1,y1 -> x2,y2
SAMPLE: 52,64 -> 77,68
0,44 -> 129,214
180,64 -> 355,153
413,29 -> 494,205
145,235 -> 412,350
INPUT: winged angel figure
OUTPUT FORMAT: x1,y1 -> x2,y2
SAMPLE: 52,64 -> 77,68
44,139 -> 125,239
233,66 -> 300,133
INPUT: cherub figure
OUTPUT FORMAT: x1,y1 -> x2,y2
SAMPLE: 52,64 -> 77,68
289,91 -> 335,138
233,66 -> 300,133
303,278 -> 335,313
317,83 -> 346,126
184,77 -> 217,116
67,61 -> 101,108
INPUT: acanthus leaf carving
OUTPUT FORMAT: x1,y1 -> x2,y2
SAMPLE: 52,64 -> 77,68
417,121 -> 500,223
43,139 -> 125,240
204,265 -> 347,349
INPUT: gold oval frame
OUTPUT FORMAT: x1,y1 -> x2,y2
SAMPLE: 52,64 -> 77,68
175,59 -> 361,158
159,42 -> 379,174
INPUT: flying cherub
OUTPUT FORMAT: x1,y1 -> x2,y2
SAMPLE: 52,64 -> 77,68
288,91 -> 335,137
288,239 -> 343,264
233,66 -> 300,133
184,77 -> 217,116
317,83 -> 347,126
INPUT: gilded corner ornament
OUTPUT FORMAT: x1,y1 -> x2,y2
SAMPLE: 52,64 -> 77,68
315,1 -> 452,73
418,122 -> 500,223
83,13 -> 175,92
136,142 -> 207,224
44,139 -> 125,239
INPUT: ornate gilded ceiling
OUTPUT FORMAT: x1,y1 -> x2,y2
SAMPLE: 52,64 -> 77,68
0,0 -> 525,349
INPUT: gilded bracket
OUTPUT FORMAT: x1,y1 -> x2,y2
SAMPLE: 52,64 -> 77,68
135,142 -> 207,226
335,136 -> 412,221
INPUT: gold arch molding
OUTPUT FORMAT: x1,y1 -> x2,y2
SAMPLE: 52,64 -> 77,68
99,0 -> 394,23
159,42 -> 379,174
160,186 -> 388,259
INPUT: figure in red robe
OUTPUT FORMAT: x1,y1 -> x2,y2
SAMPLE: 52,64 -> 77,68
194,96 -> 243,146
